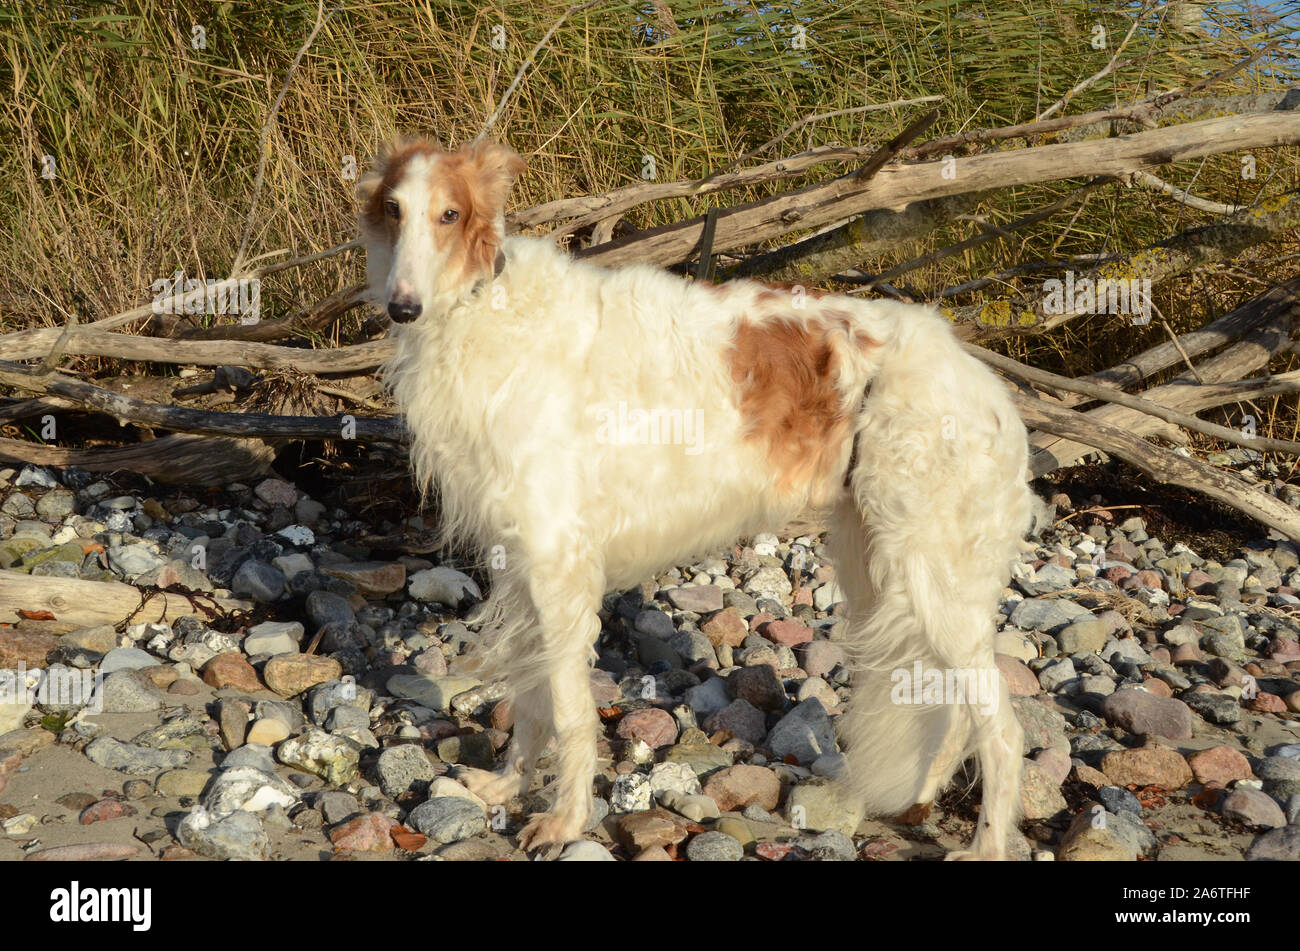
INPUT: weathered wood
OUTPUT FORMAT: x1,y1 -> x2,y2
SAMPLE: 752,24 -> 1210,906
0,361 -> 406,443
0,332 -> 394,373
1029,291 -> 1299,472
969,344 -> 1300,456
1013,393 -> 1300,542
1064,277 -> 1300,400
577,112 -> 1300,270
0,568 -> 253,628
0,434 -> 276,484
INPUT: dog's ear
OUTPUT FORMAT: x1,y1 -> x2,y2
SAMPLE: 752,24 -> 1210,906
461,140 -> 526,214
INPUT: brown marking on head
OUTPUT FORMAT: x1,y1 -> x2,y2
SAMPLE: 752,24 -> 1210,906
726,315 -> 854,494
357,138 -> 440,241
356,138 -> 525,296
436,140 -> 526,282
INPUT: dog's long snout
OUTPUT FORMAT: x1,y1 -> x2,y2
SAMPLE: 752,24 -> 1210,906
387,294 -> 422,324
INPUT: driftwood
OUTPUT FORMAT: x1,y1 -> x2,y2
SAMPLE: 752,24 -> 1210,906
969,345 -> 1300,456
1029,283 -> 1300,473
1013,393 -> 1300,543
0,361 -> 405,443
0,434 -> 276,484
0,332 -> 393,372
0,568 -> 252,628
576,111 -> 1300,270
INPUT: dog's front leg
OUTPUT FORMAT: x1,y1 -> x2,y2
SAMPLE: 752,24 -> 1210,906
514,550 -> 603,853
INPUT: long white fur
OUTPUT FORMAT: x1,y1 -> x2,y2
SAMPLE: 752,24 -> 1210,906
361,141 -> 1036,858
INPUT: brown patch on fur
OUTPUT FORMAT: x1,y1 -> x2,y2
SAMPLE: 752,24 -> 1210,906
727,315 -> 855,495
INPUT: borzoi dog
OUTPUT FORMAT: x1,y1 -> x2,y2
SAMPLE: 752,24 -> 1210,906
359,138 -> 1035,859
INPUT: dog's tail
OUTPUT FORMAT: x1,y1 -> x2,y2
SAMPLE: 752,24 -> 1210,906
828,304 -> 1032,819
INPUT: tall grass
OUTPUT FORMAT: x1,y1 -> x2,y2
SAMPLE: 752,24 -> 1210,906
0,0 -> 1295,383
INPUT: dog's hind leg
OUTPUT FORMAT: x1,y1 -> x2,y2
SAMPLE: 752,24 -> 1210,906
946,681 -> 1023,861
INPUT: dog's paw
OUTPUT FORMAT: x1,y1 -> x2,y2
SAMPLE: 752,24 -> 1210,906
453,766 -> 524,806
516,811 -> 584,852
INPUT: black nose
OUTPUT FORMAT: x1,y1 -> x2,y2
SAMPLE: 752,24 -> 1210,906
388,298 -> 422,323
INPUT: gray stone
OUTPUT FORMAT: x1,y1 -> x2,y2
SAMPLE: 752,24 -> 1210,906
407,797 -> 486,844
220,743 -> 278,774
1037,657 -> 1077,692
85,737 -> 190,774
317,791 -> 361,824
766,698 -> 835,765
386,674 -> 481,712
35,488 -> 76,520
703,698 -> 768,746
1058,806 -> 1156,861
665,585 -> 724,614
305,590 -> 354,628
684,676 -> 731,718
794,829 -> 857,861
1245,825 -> 1300,860
306,679 -> 372,727
408,567 -> 481,606
1182,691 -> 1242,726
685,830 -> 744,861
107,543 -> 163,579
178,808 -> 269,860
98,647 -> 159,675
231,560 -> 286,602
783,780 -> 858,835
94,669 -> 164,714
376,744 -> 438,800
1222,787 -> 1286,828
556,840 -> 616,861
1100,688 -> 1192,739
243,621 -> 303,656
1010,598 -> 1093,634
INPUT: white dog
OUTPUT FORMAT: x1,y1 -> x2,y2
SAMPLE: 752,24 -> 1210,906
359,138 -> 1036,858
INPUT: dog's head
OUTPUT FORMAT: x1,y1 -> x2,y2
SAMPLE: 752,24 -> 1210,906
357,138 -> 525,324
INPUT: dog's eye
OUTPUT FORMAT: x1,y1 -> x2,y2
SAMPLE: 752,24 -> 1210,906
384,200 -> 400,220
440,209 -> 460,224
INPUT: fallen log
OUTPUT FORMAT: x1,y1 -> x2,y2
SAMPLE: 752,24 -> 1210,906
1029,290 -> 1299,472
0,569 -> 253,629
0,361 -> 406,443
578,111 -> 1300,270
0,333 -> 394,373
969,344 -> 1300,456
1013,393 -> 1300,542
0,434 -> 276,485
